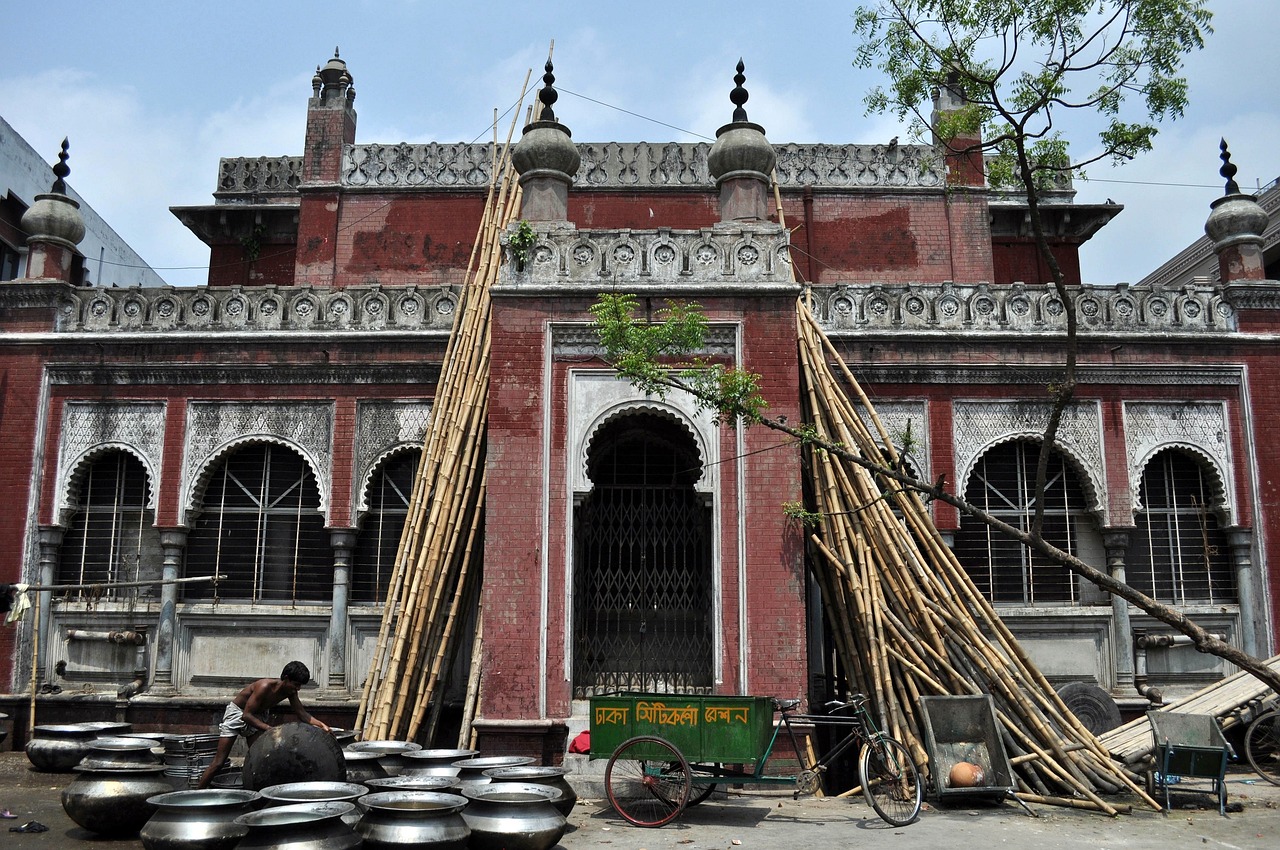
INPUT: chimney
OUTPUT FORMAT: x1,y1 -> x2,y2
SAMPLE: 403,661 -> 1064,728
512,60 -> 580,222
707,60 -> 776,223
930,68 -> 984,187
302,48 -> 357,185
19,139 -> 85,283
1205,139 -> 1267,282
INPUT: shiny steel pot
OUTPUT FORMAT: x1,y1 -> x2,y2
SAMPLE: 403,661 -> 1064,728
74,720 -> 134,737
345,740 -> 422,776
484,765 -> 577,816
364,775 -> 459,794
242,723 -> 347,791
234,801 -> 362,850
453,755 -> 536,789
461,783 -> 567,850
61,765 -> 174,836
400,748 -> 477,773
259,780 -> 367,827
26,723 -> 98,772
356,791 -> 470,850
80,737 -> 163,770
343,750 -> 389,784
139,788 -> 260,850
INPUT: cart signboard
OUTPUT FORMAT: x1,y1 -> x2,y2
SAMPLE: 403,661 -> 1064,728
590,693 -> 774,764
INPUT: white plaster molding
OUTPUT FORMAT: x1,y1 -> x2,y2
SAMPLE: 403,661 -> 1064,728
55,401 -> 166,522
352,401 -> 432,520
1123,401 -> 1234,521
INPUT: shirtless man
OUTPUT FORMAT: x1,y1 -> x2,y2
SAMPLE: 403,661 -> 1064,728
196,660 -> 331,788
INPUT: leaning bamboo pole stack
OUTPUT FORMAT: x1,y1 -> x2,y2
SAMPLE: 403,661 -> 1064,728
355,73 -> 532,742
793,299 -> 1160,812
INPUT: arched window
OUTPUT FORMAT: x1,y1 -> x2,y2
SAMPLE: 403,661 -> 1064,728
352,449 -> 421,604
185,443 -> 331,602
57,450 -> 161,599
1127,450 -> 1235,605
953,440 -> 1101,605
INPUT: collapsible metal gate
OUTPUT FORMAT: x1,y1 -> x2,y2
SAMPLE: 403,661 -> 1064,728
571,409 -> 714,698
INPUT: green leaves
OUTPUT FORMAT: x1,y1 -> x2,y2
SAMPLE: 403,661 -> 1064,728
853,0 -> 1213,190
589,293 -> 767,427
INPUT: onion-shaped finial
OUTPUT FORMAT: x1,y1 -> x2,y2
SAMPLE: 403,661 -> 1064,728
1219,138 -> 1240,195
538,59 -> 559,123
730,59 -> 749,123
52,138 -> 71,194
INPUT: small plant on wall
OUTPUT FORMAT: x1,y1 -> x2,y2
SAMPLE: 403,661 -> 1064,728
509,220 -> 536,271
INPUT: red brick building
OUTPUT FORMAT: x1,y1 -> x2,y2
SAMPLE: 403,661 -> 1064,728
1,50 -> 1275,747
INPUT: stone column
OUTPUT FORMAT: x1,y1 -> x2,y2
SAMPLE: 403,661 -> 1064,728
1102,529 -> 1134,692
326,529 -> 356,693
1225,527 -> 1257,657
34,526 -> 64,687
150,529 -> 188,694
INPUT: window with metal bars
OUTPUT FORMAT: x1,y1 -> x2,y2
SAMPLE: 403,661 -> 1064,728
184,443 -> 332,603
953,439 -> 1100,605
57,450 -> 162,599
352,449 -> 421,604
1126,450 -> 1235,605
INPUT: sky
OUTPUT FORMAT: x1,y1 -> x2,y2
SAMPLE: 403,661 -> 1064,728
3,1 -> 1274,288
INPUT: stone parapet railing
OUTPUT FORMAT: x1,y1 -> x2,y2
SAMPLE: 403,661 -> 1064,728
812,281 -> 1235,334
55,283 -> 460,333
216,156 -> 304,197
499,224 -> 795,288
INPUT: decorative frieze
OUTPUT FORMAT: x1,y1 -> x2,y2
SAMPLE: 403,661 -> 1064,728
1123,402 -> 1232,520
814,281 -> 1234,335
952,400 -> 1106,519
57,284 -> 459,334
502,225 -> 793,289
551,322 -> 737,358
55,402 -> 167,520
181,402 -> 334,524
216,156 -> 304,196
353,401 -> 432,516
332,142 -> 948,191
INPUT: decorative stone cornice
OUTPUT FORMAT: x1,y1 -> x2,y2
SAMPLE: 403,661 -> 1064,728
499,224 -> 794,290
813,280 -> 1234,334
551,322 -> 737,357
850,364 -> 1243,387
53,284 -> 460,334
46,363 -> 442,387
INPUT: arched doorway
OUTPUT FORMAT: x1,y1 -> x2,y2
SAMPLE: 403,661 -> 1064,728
572,411 -> 713,697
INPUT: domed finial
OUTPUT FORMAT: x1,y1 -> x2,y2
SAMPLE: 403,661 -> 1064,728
312,66 -> 323,97
1219,138 -> 1240,195
52,138 -> 71,194
730,59 -> 749,122
538,59 -> 559,123
334,47 -> 340,58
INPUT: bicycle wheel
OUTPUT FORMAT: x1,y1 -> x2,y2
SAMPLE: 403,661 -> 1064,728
1246,709 -> 1280,787
859,736 -> 922,826
605,735 -> 691,827
682,763 -> 720,807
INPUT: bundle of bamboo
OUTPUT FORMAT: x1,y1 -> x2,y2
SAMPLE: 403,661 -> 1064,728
795,300 -> 1159,813
356,82 -> 531,744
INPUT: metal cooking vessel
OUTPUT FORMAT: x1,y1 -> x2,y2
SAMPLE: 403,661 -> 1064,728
234,801 -> 361,850
461,783 -> 567,850
26,723 -> 98,772
139,788 -> 260,850
61,765 -> 173,837
356,791 -> 470,850
242,722 -> 347,791
484,765 -> 577,816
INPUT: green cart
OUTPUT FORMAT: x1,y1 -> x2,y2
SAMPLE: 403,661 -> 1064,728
589,692 -> 923,828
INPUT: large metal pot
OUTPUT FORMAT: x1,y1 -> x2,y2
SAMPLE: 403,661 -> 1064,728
345,740 -> 422,776
61,765 -> 174,836
26,723 -> 98,772
484,765 -> 577,816
74,720 -> 134,737
163,733 -> 221,790
234,801 -> 362,850
364,775 -> 459,794
453,755 -> 536,789
259,780 -> 367,827
139,788 -> 260,850
461,783 -> 567,850
242,723 -> 347,791
342,749 -> 389,784
80,737 -> 163,770
356,791 -> 470,850
400,748 -> 477,773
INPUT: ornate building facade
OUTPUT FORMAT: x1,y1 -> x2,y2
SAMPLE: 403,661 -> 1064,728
1,51 -> 1275,748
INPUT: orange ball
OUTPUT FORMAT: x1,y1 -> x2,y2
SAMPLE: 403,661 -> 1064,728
948,761 -> 986,788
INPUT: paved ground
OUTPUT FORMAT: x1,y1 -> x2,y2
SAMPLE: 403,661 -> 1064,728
1,751 -> 1278,848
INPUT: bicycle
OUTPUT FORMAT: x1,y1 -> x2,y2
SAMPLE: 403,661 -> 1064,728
593,692 -> 923,828
1244,703 -> 1280,786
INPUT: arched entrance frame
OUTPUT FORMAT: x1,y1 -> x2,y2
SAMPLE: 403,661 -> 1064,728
566,369 -> 726,691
